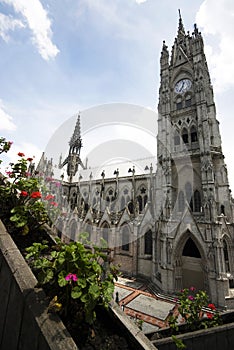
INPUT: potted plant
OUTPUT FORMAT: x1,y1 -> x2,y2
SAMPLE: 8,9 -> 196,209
0,137 -> 131,349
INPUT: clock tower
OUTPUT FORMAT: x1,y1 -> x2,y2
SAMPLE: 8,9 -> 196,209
155,11 -> 234,307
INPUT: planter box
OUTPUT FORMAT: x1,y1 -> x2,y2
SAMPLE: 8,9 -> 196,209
0,219 -> 78,350
151,319 -> 234,350
0,220 -> 156,350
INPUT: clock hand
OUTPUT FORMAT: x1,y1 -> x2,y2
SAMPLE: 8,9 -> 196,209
181,80 -> 185,91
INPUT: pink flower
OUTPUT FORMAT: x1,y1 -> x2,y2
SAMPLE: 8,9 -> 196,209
189,286 -> 196,292
20,191 -> 28,197
54,182 -> 61,188
65,273 -> 78,282
45,176 -> 53,182
188,295 -> 194,301
45,194 -> 55,201
18,152 -> 25,157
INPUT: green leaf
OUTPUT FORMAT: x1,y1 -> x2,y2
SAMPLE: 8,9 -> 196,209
88,284 -> 100,298
58,271 -> 67,287
10,214 -> 21,222
71,286 -> 82,299
78,278 -> 86,288
41,269 -> 54,284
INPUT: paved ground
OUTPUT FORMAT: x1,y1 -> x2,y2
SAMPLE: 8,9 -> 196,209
114,276 -> 177,335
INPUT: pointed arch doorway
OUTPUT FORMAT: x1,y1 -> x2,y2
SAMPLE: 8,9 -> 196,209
181,237 -> 205,290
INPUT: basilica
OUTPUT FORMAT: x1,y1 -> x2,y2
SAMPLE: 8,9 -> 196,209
38,14 -> 234,309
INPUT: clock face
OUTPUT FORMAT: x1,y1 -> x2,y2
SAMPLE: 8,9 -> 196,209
175,79 -> 192,94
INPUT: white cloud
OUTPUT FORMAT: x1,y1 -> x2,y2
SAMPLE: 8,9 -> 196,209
0,101 -> 17,131
2,0 -> 59,60
196,0 -> 234,93
1,141 -> 42,172
81,0 -> 154,42
0,13 -> 24,41
135,0 -> 147,4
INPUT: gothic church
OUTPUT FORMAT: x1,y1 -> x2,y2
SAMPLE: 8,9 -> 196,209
38,13 -> 234,309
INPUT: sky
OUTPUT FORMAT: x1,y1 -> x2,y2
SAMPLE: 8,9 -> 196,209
0,0 -> 234,188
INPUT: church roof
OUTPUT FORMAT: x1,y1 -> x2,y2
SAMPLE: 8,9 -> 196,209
75,156 -> 156,183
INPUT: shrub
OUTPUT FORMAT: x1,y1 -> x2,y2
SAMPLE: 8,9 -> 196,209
168,287 -> 222,333
26,238 -> 118,324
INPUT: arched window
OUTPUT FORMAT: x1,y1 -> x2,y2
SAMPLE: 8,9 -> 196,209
128,200 -> 134,214
185,182 -> 192,204
176,97 -> 182,110
102,222 -> 109,245
221,205 -> 225,215
174,131 -> 180,146
182,128 -> 188,144
121,225 -> 130,251
137,195 -> 143,212
120,189 -> 130,211
137,186 -> 148,213
194,190 -> 201,212
223,240 -> 230,272
106,188 -> 115,201
70,220 -> 77,242
178,191 -> 185,212
144,230 -> 152,255
183,237 -> 201,258
191,126 -> 198,142
185,94 -> 192,107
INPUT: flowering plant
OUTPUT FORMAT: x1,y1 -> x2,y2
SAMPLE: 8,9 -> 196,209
0,137 -> 12,163
0,139 -> 50,234
169,287 -> 221,332
25,239 -> 118,325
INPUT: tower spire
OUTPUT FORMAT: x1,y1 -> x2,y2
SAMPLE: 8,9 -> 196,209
69,113 -> 82,154
177,9 -> 185,37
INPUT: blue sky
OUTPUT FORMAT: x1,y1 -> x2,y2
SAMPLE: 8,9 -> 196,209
1,0 -> 234,188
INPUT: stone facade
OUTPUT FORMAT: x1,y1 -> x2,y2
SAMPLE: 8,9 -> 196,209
38,14 -> 234,308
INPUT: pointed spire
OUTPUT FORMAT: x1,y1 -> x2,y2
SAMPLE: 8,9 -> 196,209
177,9 -> 185,38
69,114 -> 81,148
160,40 -> 169,69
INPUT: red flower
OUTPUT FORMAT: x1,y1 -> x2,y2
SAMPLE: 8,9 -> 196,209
27,157 -> 33,162
208,303 -> 216,310
207,312 -> 213,319
18,152 -> 25,157
30,191 -> 42,198
50,201 -> 58,207
20,191 -> 28,197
